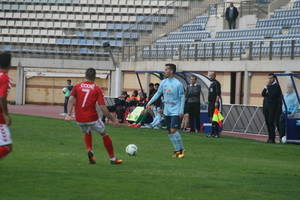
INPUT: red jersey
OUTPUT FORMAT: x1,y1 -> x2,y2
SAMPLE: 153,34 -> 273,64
71,81 -> 106,123
0,70 -> 11,124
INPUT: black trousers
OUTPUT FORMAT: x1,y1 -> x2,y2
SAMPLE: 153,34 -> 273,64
228,19 -> 236,29
263,104 -> 282,140
64,97 -> 69,113
208,102 -> 220,136
187,102 -> 200,132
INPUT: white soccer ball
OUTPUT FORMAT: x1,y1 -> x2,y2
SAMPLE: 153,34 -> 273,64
126,144 -> 138,156
281,136 -> 287,144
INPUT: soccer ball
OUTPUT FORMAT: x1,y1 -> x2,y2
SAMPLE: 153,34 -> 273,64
281,136 -> 287,144
126,144 -> 138,156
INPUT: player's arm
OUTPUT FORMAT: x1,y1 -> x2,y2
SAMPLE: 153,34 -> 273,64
178,84 -> 185,116
215,82 -> 221,107
0,78 -> 11,126
146,82 -> 163,108
97,89 -> 119,127
65,96 -> 76,120
0,97 -> 10,126
99,105 -> 119,126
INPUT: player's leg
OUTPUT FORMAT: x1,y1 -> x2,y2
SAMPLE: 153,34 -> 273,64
92,120 -> 122,165
78,123 -> 96,164
0,144 -> 12,159
0,124 -> 13,159
170,116 -> 185,158
166,116 -> 179,157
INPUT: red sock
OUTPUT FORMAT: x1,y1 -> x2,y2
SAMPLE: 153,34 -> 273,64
102,135 -> 115,159
0,145 -> 11,159
84,133 -> 93,151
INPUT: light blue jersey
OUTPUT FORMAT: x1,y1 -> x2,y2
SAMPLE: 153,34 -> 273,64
147,77 -> 185,116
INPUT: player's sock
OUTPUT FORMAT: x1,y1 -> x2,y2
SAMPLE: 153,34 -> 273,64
168,133 -> 180,151
84,133 -> 93,151
0,145 -> 11,159
174,131 -> 184,150
102,135 -> 115,160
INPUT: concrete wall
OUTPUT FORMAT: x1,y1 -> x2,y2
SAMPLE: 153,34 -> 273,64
24,76 -> 108,105
7,68 -> 16,103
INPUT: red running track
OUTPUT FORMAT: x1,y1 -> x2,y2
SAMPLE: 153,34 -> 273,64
8,104 -> 276,142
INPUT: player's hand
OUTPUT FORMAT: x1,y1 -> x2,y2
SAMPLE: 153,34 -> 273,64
64,114 -> 73,121
215,102 -> 219,108
4,114 -> 11,126
146,104 -> 151,110
112,119 -> 120,128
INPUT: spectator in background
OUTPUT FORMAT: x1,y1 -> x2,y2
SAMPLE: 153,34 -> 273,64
261,73 -> 282,143
208,72 -> 222,138
279,83 -> 299,142
62,79 -> 73,115
181,103 -> 190,132
186,75 -> 201,133
115,91 -> 129,123
138,91 -> 148,106
149,83 -> 156,100
225,2 -> 239,29
127,90 -> 140,107
154,83 -> 160,91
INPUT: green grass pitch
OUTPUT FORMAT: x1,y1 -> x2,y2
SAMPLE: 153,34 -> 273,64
1,114 -> 300,200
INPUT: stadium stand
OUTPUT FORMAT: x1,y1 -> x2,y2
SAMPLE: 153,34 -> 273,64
142,0 -> 300,59
0,0 -> 190,58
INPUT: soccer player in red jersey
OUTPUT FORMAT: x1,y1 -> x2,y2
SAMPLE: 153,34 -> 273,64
0,53 -> 13,159
65,68 -> 122,165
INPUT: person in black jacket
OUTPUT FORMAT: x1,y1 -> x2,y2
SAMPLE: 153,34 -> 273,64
208,72 -> 222,138
261,73 -> 283,143
225,3 -> 239,29
186,75 -> 201,132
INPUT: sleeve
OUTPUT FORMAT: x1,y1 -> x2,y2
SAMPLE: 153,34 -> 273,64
70,85 -> 77,97
216,82 -> 221,97
97,88 -> 106,106
261,88 -> 267,97
178,83 -> 185,115
0,77 -> 9,98
147,81 -> 163,106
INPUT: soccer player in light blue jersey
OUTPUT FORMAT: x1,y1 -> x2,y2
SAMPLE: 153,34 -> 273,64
146,64 -> 185,158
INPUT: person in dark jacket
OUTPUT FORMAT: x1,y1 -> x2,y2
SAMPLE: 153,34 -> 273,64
148,83 -> 156,101
262,73 -> 282,143
225,2 -> 239,29
186,75 -> 201,132
208,72 -> 222,138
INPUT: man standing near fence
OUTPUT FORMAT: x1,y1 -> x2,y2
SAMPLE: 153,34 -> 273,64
208,72 -> 222,138
261,73 -> 282,143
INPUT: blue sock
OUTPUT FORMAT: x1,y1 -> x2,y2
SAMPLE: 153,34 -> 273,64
168,134 -> 180,151
174,131 -> 184,150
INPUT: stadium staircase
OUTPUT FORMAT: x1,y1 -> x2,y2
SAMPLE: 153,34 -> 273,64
136,0 -> 212,46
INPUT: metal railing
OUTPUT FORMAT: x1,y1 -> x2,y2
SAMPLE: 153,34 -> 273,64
121,38 -> 300,62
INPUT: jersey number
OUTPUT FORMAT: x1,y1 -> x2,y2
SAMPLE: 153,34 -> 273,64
82,89 -> 90,108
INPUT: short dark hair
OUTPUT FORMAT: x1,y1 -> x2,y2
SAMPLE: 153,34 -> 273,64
0,52 -> 11,69
190,75 -> 197,80
67,79 -> 71,82
85,68 -> 96,81
165,63 -> 176,73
